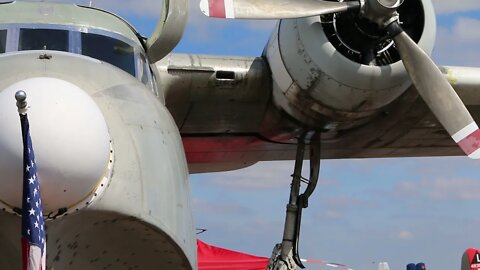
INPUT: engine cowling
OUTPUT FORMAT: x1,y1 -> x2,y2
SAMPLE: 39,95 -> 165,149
265,0 -> 436,131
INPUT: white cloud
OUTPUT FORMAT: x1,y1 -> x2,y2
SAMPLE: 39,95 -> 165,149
451,17 -> 480,43
432,0 -> 480,15
203,161 -> 338,190
204,161 -> 293,189
193,198 -> 251,215
395,178 -> 480,201
393,229 -> 415,240
315,195 -> 374,220
323,195 -> 364,208
319,210 -> 343,219
433,17 -> 480,66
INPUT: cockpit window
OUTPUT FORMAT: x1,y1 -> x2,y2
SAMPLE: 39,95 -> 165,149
0,30 -> 6,53
0,24 -> 154,88
19,29 -> 68,51
81,32 -> 135,76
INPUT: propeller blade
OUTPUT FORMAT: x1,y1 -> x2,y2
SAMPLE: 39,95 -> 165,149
199,0 -> 360,19
390,24 -> 480,158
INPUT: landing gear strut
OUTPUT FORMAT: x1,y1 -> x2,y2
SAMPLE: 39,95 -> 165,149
268,132 -> 321,270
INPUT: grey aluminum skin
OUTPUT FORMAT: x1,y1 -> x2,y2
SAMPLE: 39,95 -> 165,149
147,0 -> 188,63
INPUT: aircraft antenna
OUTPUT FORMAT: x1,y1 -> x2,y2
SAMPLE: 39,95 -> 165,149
89,0 -> 93,7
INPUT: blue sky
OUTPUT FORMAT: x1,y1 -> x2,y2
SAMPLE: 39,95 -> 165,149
44,0 -> 480,269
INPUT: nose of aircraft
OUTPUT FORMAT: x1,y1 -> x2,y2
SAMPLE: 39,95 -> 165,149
0,77 -> 111,215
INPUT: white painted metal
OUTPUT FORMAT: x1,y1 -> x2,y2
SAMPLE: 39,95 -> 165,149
0,78 -> 111,214
469,149 -> 480,159
452,122 -> 478,143
224,0 -> 236,18
199,0 -> 210,17
378,262 -> 390,270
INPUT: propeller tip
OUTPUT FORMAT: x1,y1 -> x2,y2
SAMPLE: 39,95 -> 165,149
452,123 -> 480,159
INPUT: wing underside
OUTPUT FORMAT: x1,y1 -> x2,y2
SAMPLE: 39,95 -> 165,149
156,54 -> 480,173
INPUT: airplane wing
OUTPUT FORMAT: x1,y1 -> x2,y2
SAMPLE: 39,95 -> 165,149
155,54 -> 480,173
150,0 -> 480,174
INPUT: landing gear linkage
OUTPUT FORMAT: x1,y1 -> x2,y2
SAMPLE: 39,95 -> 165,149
268,131 -> 321,270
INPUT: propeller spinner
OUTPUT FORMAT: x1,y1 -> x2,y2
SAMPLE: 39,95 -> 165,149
199,0 -> 480,158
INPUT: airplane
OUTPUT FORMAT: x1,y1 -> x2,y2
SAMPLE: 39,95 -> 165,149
0,0 -> 478,269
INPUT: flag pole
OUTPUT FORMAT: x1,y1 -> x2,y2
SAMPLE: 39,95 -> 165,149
15,90 -> 28,115
16,91 -> 47,270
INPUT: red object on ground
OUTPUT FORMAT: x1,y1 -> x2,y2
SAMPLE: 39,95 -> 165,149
462,248 -> 480,270
197,240 -> 269,270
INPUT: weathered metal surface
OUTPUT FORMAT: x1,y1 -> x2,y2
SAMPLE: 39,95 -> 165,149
181,80 -> 480,173
155,54 -> 480,173
263,0 -> 436,128
147,0 -> 188,63
0,51 -> 195,269
156,53 -> 272,134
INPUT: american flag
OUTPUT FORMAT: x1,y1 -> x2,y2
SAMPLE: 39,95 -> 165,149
20,113 -> 46,270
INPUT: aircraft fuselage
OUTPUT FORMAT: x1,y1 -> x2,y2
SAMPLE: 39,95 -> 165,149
0,2 -> 196,269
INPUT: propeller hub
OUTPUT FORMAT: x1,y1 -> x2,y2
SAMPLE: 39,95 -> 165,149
320,0 -> 424,66
361,0 -> 403,26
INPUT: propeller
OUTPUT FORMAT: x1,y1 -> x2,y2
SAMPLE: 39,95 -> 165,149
199,0 -> 480,158
386,22 -> 480,159
199,0 -> 360,19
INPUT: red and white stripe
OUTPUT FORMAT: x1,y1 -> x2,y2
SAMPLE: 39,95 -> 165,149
22,239 -> 45,270
452,122 -> 480,159
200,0 -> 235,18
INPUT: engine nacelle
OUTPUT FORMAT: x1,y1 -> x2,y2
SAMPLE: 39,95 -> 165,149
265,0 -> 436,131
